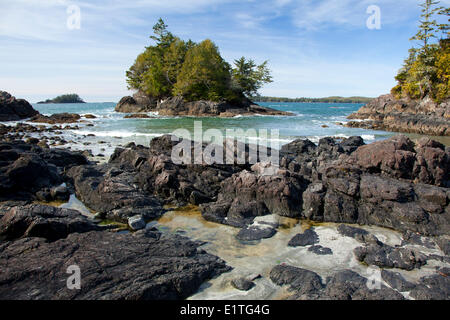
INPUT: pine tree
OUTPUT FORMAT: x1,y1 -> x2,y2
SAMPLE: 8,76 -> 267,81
411,0 -> 441,48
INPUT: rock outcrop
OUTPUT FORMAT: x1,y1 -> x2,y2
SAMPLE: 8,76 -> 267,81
0,91 -> 39,121
115,92 -> 293,117
0,140 -> 88,202
346,94 -> 450,136
0,230 -> 230,300
31,113 -> 81,124
0,204 -> 103,242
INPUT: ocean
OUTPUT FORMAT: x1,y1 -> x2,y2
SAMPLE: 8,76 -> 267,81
30,101 -> 394,157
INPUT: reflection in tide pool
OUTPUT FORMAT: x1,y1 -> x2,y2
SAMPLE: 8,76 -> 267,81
155,206 -> 441,300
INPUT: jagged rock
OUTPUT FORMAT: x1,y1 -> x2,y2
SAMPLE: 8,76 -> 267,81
0,141 -> 88,202
0,91 -> 39,121
381,270 -> 416,292
321,270 -> 404,300
308,245 -> 333,255
236,225 -> 277,241
115,94 -> 293,117
409,273 -> 450,300
31,113 -> 81,124
354,243 -> 427,271
270,265 -> 324,296
288,229 -> 319,247
0,231 -> 231,299
347,94 -> 450,136
0,204 -> 102,242
66,164 -> 164,223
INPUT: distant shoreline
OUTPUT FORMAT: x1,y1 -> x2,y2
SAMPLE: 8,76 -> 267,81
252,96 -> 373,104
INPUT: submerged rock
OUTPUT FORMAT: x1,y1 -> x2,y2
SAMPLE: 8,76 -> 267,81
288,229 -> 319,247
236,225 -> 277,241
308,245 -> 333,255
231,278 -> 255,291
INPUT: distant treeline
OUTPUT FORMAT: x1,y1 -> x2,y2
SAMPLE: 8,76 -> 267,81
251,96 -> 374,103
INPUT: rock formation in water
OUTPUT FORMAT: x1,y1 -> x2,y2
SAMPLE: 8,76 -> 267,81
115,91 -> 293,117
0,91 -> 39,121
346,94 -> 450,136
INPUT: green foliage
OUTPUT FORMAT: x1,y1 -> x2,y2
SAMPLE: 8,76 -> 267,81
393,0 -> 449,102
232,57 -> 273,98
126,18 -> 272,102
173,39 -> 233,101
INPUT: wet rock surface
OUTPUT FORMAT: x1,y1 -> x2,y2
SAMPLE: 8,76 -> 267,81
0,130 -> 448,300
0,230 -> 231,300
288,229 -> 319,247
0,204 -> 103,242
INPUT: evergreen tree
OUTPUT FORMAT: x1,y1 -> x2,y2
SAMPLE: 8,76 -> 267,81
232,57 -> 273,97
410,0 -> 441,48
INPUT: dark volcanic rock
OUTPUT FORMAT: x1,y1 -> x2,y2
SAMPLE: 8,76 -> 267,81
288,229 -> 319,247
66,164 -> 164,222
347,94 -> 450,136
115,93 -> 292,117
0,91 -> 39,121
409,273 -> 450,300
337,224 -> 369,238
231,278 -> 255,291
236,225 -> 277,241
0,140 -> 88,201
322,270 -> 404,300
354,243 -> 427,271
381,270 -> 416,292
0,230 -> 231,300
0,204 -> 102,242
270,265 -> 324,297
31,113 -> 81,124
308,245 -> 333,255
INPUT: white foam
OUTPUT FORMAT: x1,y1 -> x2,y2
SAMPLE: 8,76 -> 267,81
69,129 -> 164,138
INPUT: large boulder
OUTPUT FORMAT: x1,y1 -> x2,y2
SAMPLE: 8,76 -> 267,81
66,164 -> 164,222
0,141 -> 88,201
0,91 -> 39,121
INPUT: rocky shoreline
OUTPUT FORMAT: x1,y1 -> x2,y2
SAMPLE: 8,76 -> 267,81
346,94 -> 450,136
115,91 -> 293,117
0,91 -> 449,300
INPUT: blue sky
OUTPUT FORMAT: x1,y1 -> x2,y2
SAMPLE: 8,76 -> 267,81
0,0 -> 449,102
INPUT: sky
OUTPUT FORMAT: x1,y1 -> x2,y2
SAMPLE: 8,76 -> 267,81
0,0 -> 449,102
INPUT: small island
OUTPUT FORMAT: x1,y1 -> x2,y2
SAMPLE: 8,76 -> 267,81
115,19 -> 292,117
37,94 -> 85,104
